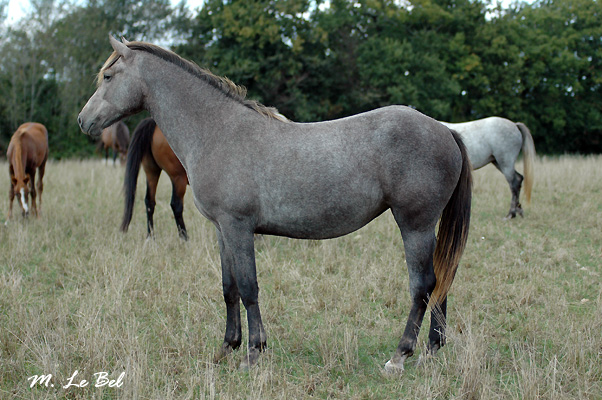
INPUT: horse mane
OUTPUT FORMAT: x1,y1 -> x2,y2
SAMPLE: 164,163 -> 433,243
98,41 -> 287,122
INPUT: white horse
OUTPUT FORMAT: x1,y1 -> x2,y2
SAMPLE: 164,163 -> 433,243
441,117 -> 535,219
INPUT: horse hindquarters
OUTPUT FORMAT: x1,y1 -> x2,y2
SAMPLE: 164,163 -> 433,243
386,130 -> 472,373
516,123 -> 535,204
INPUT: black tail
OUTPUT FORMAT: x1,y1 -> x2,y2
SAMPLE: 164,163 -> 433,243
121,118 -> 156,232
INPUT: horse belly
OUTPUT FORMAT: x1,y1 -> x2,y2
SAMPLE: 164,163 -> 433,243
256,183 -> 387,239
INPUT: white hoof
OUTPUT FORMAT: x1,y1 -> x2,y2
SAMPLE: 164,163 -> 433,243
384,360 -> 404,374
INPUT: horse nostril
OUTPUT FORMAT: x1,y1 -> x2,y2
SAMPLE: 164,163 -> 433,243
77,116 -> 83,128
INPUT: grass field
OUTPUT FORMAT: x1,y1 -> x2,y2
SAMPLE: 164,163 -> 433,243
0,155 -> 601,399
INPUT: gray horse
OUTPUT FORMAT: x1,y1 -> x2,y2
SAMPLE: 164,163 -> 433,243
78,36 -> 472,372
441,118 -> 535,219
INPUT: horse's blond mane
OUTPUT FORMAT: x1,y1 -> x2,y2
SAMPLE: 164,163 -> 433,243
98,41 -> 287,121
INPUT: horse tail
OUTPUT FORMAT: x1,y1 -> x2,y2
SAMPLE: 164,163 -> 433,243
430,129 -> 473,307
121,118 -> 156,232
516,122 -> 535,204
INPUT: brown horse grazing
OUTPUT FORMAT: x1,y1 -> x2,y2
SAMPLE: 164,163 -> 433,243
99,121 -> 130,164
7,122 -> 49,218
121,118 -> 189,240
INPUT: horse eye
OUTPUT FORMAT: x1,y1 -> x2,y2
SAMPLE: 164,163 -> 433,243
104,74 -> 112,81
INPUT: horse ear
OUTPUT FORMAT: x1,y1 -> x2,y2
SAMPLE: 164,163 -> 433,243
109,34 -> 132,59
121,36 -> 130,45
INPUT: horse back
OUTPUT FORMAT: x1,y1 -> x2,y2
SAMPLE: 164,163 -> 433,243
441,117 -> 522,169
194,106 -> 461,239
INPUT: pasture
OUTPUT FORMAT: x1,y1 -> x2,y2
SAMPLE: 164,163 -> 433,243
0,156 -> 600,399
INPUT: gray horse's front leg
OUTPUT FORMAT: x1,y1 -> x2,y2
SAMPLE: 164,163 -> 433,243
214,222 -> 266,369
214,229 -> 242,362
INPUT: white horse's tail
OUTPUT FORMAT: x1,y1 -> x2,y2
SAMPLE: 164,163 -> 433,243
516,123 -> 535,203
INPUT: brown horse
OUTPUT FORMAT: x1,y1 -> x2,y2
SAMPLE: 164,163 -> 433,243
7,122 -> 49,218
99,121 -> 130,164
121,118 -> 189,240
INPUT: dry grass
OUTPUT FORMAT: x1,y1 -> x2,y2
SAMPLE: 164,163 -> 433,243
0,155 -> 601,399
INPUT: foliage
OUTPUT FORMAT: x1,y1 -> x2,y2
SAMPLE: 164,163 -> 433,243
0,0 -> 171,158
1,0 -> 601,156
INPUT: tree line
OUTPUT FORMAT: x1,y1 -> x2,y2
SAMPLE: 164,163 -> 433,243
0,0 -> 600,158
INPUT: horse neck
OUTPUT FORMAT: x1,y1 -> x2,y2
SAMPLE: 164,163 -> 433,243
139,55 -> 262,164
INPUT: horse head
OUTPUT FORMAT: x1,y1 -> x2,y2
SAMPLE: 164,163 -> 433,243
78,36 -> 144,137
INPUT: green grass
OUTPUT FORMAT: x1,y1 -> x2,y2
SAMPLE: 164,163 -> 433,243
1,156 -> 601,399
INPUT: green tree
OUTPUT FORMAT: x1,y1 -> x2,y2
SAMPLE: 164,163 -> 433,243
0,0 -> 66,152
0,0 -> 173,158
517,0 -> 602,152
174,0 -> 329,121
1,0 -> 601,156
0,0 -> 7,23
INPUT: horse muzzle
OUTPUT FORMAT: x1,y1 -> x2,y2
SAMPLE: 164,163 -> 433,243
77,114 -> 102,137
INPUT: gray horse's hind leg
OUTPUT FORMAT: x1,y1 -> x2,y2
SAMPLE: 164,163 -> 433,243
494,161 -> 524,219
427,297 -> 447,355
385,222 -> 437,373
214,222 -> 266,368
506,171 -> 524,219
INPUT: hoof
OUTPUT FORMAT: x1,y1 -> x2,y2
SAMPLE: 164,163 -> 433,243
239,347 -> 261,370
384,359 -> 404,375
213,342 -> 235,363
505,205 -> 524,220
427,342 -> 441,357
